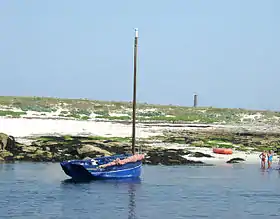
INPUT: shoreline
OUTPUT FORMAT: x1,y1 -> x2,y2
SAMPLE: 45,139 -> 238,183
0,117 -> 280,165
2,159 -> 279,169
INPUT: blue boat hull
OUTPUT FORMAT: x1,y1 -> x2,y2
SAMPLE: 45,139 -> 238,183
60,155 -> 142,181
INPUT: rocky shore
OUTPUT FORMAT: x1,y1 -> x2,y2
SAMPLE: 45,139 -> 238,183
0,96 -> 280,165
1,125 -> 279,165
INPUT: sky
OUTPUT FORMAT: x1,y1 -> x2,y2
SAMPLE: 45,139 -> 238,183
0,0 -> 279,110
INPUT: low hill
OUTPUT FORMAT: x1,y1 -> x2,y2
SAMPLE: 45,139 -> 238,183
0,96 -> 279,125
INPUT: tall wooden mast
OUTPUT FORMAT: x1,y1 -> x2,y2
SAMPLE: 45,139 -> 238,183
131,28 -> 138,155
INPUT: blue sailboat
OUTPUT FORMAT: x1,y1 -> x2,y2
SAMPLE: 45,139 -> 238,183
60,29 -> 144,181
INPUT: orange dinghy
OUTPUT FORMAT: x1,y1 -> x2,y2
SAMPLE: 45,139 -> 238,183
213,148 -> 233,155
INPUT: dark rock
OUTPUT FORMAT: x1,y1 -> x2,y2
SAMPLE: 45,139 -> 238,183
190,152 -> 213,158
77,144 -> 112,158
226,158 -> 245,164
0,151 -> 14,161
0,133 -> 15,152
143,150 -> 204,165
176,149 -> 192,155
0,134 -> 204,164
184,137 -> 194,144
0,132 -> 257,166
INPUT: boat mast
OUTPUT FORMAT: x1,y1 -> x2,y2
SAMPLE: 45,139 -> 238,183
132,28 -> 138,155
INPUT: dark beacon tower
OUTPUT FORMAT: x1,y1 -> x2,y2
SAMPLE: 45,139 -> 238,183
193,93 -> 198,107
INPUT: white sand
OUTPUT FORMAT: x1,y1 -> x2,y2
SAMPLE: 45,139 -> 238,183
0,118 -> 140,138
0,117 -> 177,138
183,147 -> 262,165
146,142 -> 267,165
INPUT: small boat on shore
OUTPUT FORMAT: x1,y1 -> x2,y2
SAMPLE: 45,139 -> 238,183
60,29 -> 145,181
213,148 -> 233,155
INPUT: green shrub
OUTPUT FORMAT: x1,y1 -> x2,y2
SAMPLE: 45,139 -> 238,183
0,110 -> 26,117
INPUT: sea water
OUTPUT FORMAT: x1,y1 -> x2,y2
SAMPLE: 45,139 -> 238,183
0,162 -> 279,219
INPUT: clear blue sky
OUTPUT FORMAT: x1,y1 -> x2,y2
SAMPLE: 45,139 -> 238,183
0,0 -> 279,110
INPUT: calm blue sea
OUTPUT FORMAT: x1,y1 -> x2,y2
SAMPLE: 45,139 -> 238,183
0,162 -> 279,219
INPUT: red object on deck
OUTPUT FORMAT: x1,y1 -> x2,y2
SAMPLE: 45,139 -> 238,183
99,154 -> 145,168
213,148 -> 233,155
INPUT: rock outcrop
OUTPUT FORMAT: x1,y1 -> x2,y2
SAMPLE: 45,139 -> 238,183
1,128 -> 277,165
162,129 -> 280,152
0,134 -> 208,165
226,158 -> 245,164
143,149 -> 203,165
0,133 -> 15,151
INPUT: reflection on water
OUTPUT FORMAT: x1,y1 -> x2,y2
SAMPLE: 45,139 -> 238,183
0,162 -> 15,171
61,177 -> 141,185
128,183 -> 136,219
1,163 -> 280,218
60,177 -> 140,219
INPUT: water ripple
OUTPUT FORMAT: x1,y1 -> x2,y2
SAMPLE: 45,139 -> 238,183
0,163 -> 280,218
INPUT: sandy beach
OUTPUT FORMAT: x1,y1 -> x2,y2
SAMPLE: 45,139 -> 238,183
184,147 -> 261,165
0,117 -> 219,139
0,117 -> 162,138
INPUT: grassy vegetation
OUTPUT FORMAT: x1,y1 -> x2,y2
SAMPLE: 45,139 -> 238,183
0,96 -> 279,125
158,130 -> 280,153
87,136 -> 132,142
0,110 -> 26,118
96,115 -> 131,120
34,135 -> 132,143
